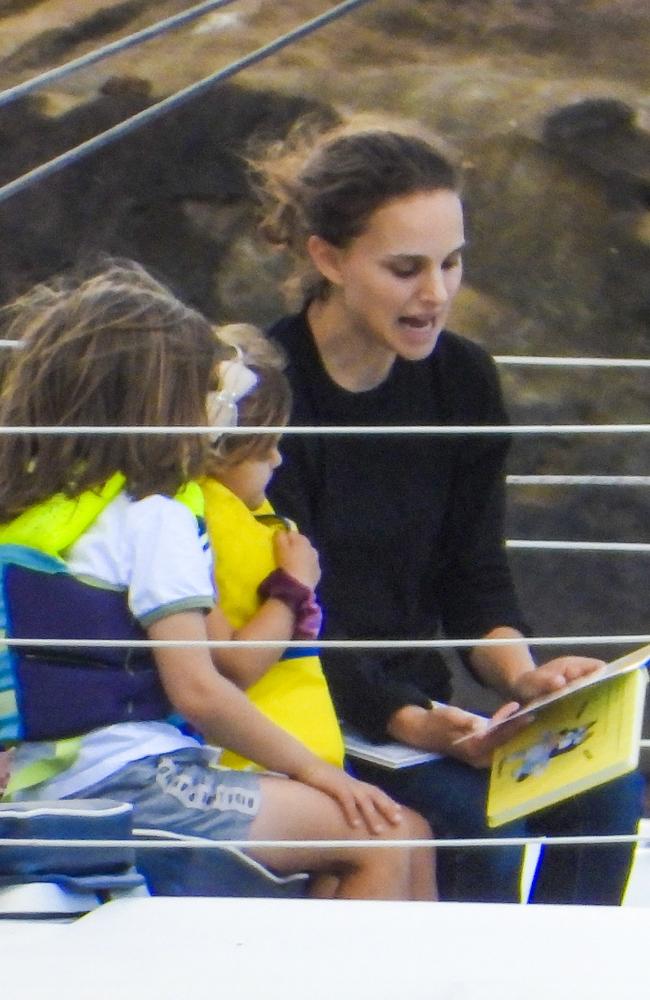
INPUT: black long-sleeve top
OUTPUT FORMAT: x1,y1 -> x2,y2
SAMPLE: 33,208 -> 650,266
268,311 -> 528,740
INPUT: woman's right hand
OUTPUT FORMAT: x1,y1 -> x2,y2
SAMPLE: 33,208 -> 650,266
294,758 -> 403,835
387,701 -> 529,769
273,530 -> 321,589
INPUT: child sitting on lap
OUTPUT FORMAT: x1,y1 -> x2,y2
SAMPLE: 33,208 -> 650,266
201,324 -> 343,771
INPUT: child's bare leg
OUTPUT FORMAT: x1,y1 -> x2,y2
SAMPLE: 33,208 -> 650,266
307,873 -> 341,898
248,775 -> 419,900
304,808 -> 437,900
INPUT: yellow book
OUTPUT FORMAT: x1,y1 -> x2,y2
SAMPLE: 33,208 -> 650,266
487,646 -> 649,827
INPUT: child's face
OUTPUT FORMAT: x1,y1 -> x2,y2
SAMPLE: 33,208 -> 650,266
214,445 -> 283,510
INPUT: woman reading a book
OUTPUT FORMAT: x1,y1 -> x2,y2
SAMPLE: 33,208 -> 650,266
254,118 -> 643,903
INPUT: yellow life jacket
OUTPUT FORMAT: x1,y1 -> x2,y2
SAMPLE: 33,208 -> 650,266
201,477 -> 344,769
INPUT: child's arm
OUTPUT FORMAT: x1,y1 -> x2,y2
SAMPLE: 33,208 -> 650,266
208,530 -> 320,689
149,610 -> 402,834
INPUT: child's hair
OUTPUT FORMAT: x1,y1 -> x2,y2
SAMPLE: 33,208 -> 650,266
250,115 -> 461,304
0,259 -> 228,519
206,323 -> 291,470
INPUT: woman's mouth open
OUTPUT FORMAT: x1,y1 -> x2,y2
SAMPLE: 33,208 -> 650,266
398,315 -> 438,339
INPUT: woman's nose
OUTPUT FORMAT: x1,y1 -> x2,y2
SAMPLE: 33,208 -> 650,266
418,268 -> 448,304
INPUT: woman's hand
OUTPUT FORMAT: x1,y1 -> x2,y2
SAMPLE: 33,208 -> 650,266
293,758 -> 403,835
387,701 -> 528,769
510,656 -> 605,704
273,530 -> 321,589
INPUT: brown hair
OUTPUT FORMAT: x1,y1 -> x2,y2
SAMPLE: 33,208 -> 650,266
251,116 -> 461,304
0,259 -> 228,518
206,323 -> 291,470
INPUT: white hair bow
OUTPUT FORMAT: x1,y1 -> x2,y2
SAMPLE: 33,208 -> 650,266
206,352 -> 258,443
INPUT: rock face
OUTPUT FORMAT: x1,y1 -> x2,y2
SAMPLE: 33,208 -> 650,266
0,77 -> 321,314
0,1 -> 648,700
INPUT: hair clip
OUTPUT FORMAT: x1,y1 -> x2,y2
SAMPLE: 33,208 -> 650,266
206,349 -> 258,443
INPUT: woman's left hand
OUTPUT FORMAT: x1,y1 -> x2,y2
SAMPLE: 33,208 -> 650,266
511,656 -> 605,704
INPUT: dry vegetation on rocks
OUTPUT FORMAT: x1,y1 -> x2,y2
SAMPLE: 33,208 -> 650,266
0,0 -> 648,702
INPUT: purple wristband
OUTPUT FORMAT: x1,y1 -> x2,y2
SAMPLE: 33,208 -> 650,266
258,568 -> 322,640
258,568 -> 313,617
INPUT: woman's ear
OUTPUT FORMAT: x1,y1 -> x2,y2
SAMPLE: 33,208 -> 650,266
306,235 -> 344,286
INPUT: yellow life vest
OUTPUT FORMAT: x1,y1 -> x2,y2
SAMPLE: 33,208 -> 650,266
201,477 -> 344,769
0,474 -> 205,556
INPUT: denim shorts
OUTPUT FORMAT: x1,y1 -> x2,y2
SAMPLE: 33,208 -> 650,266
68,749 -> 307,896
72,748 -> 262,842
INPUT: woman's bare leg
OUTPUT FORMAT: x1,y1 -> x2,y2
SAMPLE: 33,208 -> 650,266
248,775 -> 428,900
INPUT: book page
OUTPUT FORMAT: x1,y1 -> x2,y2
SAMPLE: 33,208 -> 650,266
484,643 -> 650,734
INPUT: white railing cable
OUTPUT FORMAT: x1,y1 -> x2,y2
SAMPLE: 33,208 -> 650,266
2,635 -> 649,650
0,832 -> 646,851
507,476 -> 650,487
0,423 -> 646,436
494,355 -> 650,368
1,342 -> 649,368
507,540 -> 650,553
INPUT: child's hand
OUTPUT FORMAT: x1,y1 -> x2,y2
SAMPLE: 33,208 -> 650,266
295,759 -> 403,835
273,530 -> 321,589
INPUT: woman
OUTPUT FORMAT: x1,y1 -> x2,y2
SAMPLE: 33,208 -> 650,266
255,121 -> 643,903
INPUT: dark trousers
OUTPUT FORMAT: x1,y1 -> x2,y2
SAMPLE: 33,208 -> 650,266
352,756 -> 644,904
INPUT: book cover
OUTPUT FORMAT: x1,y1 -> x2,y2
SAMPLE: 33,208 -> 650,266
487,665 -> 648,827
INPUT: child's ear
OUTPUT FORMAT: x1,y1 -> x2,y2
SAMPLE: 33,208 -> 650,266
306,235 -> 345,287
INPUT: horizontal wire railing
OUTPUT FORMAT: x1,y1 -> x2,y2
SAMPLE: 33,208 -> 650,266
2,635 -> 649,650
494,355 -> 650,368
506,540 -> 650,552
0,423 -> 646,435
507,476 -> 650,486
0,832 -> 647,851
1,340 -> 649,369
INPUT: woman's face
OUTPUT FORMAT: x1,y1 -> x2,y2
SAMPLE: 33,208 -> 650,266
311,189 -> 465,362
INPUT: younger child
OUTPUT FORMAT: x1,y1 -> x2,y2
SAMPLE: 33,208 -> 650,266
0,260 -> 434,900
201,324 -> 344,771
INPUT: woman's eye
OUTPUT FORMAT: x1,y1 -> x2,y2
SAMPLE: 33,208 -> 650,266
389,264 -> 418,278
442,255 -> 462,270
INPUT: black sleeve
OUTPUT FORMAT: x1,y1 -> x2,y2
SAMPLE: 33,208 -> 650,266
270,383 -> 441,739
321,650 -> 437,742
434,346 -> 529,664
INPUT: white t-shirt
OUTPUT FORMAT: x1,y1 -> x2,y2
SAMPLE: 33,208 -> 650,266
13,493 -> 216,800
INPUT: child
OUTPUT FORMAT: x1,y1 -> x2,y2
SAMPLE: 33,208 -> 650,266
0,259 -> 434,900
200,324 -> 344,772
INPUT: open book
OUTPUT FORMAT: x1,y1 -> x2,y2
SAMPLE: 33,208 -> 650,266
486,644 -> 650,827
341,724 -> 442,770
